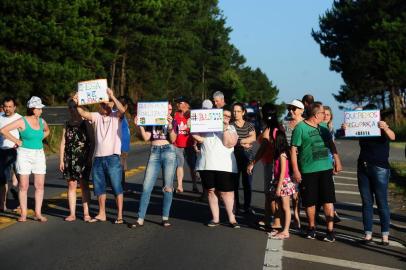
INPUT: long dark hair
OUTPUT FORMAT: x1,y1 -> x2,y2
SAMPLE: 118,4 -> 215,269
274,129 -> 290,160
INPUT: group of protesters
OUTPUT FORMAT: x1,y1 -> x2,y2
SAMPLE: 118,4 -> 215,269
0,89 -> 395,245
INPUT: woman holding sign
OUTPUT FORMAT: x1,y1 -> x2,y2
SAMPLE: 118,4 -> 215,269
131,103 -> 177,228
344,104 -> 396,245
193,106 -> 240,228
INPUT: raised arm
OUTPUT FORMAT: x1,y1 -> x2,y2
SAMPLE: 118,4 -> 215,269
223,126 -> 238,148
108,88 -> 125,117
378,121 -> 396,141
72,94 -> 93,121
0,118 -> 24,147
134,116 -> 151,141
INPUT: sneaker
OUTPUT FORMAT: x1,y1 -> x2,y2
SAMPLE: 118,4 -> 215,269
229,222 -> 240,229
306,228 -> 316,239
323,231 -> 336,242
207,221 -> 220,227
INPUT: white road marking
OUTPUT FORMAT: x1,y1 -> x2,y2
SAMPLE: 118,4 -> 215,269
335,190 -> 360,195
341,170 -> 357,174
335,175 -> 358,181
263,234 -> 283,269
282,250 -> 403,270
335,182 -> 358,187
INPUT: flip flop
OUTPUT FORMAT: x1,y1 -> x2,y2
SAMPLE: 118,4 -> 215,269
114,219 -> 124,224
161,220 -> 171,227
84,215 -> 92,222
268,229 -> 280,237
271,233 -> 290,240
34,216 -> 48,222
17,217 -> 27,222
88,217 -> 106,223
128,221 -> 144,228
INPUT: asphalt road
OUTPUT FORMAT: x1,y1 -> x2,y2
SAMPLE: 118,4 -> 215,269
0,140 -> 405,270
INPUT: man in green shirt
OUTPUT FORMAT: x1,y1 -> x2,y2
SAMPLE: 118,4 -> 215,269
291,102 -> 342,242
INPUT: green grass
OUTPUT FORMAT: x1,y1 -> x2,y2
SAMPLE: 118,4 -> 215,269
389,161 -> 406,197
391,141 -> 406,149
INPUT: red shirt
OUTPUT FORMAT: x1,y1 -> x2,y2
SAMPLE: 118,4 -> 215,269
174,111 -> 193,148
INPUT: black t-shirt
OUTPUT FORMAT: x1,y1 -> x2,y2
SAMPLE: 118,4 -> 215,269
358,133 -> 389,168
146,126 -> 170,142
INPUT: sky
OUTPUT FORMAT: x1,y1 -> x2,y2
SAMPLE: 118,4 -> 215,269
218,0 -> 345,127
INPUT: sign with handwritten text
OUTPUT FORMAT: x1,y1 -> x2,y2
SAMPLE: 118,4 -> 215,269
137,101 -> 168,126
344,110 -> 381,137
77,79 -> 109,105
190,109 -> 223,133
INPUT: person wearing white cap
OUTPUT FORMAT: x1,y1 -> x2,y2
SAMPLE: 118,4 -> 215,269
0,96 -> 50,222
282,99 -> 304,230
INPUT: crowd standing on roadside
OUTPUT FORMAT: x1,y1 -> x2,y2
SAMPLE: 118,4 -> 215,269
0,89 -> 398,246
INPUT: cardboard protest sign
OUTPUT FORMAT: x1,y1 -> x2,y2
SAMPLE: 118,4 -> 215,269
190,109 -> 223,133
77,79 -> 109,105
137,101 -> 168,126
344,110 -> 381,137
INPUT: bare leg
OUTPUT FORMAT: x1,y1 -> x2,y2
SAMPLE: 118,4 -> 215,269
271,199 -> 281,228
221,191 -> 237,224
18,174 -> 30,221
207,188 -> 219,222
116,194 -> 123,221
95,194 -> 107,220
176,167 -> 184,192
306,205 -> 316,228
323,203 -> 334,231
65,180 -> 77,221
33,174 -> 47,222
79,179 -> 91,221
280,196 -> 291,234
0,183 -> 7,211
292,192 -> 301,228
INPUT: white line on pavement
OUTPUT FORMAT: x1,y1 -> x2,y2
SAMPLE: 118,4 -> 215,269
335,175 -> 358,181
341,170 -> 357,174
263,234 -> 283,269
335,182 -> 358,187
336,190 -> 360,195
282,250 -> 402,270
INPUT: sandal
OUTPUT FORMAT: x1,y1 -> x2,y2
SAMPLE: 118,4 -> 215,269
128,221 -> 144,228
84,215 -> 92,222
34,215 -> 48,222
17,217 -> 27,222
161,220 -> 172,227
272,233 -> 290,240
64,216 -> 76,222
268,229 -> 280,237
114,219 -> 124,224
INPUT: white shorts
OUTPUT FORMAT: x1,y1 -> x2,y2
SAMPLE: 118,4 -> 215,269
16,148 -> 46,175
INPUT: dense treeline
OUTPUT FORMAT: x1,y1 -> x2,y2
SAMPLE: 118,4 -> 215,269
312,0 -> 406,125
0,0 -> 278,107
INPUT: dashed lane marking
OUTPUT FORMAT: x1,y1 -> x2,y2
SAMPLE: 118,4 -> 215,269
282,250 -> 403,270
263,233 -> 283,269
341,170 -> 357,174
335,175 -> 358,181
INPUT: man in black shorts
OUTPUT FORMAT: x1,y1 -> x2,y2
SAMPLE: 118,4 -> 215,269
291,102 -> 342,242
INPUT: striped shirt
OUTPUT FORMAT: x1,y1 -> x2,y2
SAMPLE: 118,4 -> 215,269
232,121 -> 255,149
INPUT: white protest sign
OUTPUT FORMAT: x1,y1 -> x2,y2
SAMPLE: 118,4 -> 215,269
190,109 -> 223,133
344,109 -> 381,137
77,79 -> 109,105
137,101 -> 168,126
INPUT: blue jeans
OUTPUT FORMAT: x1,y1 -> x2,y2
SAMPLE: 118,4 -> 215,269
357,161 -> 391,235
92,155 -> 123,196
138,144 -> 176,220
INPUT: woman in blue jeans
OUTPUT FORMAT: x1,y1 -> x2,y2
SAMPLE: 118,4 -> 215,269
130,104 -> 177,227
347,104 -> 396,245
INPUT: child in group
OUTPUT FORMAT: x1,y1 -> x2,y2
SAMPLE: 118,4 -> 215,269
270,128 -> 296,240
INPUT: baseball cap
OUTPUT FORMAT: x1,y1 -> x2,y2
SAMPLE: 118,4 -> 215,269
202,99 -> 213,109
175,96 -> 190,104
287,99 -> 304,110
27,96 -> 45,109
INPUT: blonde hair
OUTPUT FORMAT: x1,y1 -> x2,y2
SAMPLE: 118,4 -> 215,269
323,105 -> 333,131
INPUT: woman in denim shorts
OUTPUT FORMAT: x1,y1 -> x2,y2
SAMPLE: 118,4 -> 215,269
0,96 -> 50,222
130,103 -> 177,228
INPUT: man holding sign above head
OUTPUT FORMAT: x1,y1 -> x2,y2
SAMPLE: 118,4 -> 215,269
342,104 -> 395,246
130,103 -> 177,228
173,96 -> 198,193
72,87 -> 125,224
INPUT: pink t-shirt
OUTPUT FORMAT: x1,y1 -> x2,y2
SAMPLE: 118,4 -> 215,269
91,111 -> 122,157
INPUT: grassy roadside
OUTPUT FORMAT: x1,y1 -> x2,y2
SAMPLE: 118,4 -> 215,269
389,161 -> 406,197
390,141 -> 406,149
